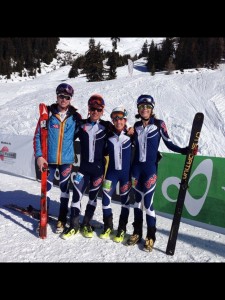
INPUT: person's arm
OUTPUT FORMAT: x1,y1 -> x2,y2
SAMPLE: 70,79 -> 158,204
159,120 -> 189,154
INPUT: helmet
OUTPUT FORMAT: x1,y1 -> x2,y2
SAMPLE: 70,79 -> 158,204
137,94 -> 155,109
110,105 -> 128,119
56,83 -> 74,97
88,94 -> 105,108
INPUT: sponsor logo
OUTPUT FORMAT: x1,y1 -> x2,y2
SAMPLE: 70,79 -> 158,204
93,176 -> 103,187
162,159 -> 213,216
0,146 -> 17,160
120,181 -> 131,193
145,174 -> 157,189
51,124 -> 59,129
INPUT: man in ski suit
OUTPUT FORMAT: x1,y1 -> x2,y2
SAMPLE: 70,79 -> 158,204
61,94 -> 113,240
100,105 -> 132,243
126,94 -> 194,252
33,83 -> 82,234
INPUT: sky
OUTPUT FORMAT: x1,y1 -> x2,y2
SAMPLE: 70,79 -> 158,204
0,38 -> 225,262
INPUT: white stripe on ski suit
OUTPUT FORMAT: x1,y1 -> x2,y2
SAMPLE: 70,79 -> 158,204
136,124 -> 158,162
108,131 -> 131,170
88,122 -> 104,163
133,183 -> 156,218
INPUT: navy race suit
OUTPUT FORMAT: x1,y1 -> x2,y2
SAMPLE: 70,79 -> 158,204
102,127 -> 132,224
131,116 -> 186,228
70,118 -> 112,226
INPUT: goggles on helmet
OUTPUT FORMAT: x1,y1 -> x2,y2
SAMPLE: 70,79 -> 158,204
56,83 -> 74,97
137,95 -> 155,108
88,95 -> 105,107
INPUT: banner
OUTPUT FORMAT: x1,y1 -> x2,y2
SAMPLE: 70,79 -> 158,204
154,153 -> 225,231
0,134 -> 35,179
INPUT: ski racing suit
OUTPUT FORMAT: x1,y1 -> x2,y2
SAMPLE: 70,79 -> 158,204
69,118 -> 112,228
102,128 -> 132,231
131,116 -> 187,240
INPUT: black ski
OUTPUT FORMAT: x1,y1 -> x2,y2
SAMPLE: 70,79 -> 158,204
166,112 -> 204,256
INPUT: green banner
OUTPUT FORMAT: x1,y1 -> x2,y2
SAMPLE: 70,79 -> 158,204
154,153 -> 225,229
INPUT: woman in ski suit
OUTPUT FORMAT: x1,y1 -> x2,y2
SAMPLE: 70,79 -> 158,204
126,94 -> 191,252
61,94 -> 113,240
100,106 -> 132,242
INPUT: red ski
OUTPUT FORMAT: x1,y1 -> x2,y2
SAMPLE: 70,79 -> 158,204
39,103 -> 49,239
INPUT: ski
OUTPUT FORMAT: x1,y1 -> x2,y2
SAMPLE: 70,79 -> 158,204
4,203 -> 56,223
166,112 -> 204,256
4,203 -> 102,230
39,103 -> 49,239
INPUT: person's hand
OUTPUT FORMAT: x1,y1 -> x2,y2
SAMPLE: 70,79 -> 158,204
127,127 -> 134,136
37,157 -> 48,172
180,146 -> 189,155
181,145 -> 198,155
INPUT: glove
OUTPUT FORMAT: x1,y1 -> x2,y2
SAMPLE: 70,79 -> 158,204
180,145 -> 198,155
180,146 -> 189,155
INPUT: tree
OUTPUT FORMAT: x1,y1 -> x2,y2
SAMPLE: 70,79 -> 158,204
83,40 -> 105,82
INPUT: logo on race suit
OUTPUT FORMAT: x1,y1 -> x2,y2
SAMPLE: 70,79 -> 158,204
93,176 -> 103,187
162,159 -> 213,216
161,122 -> 167,133
0,146 -> 17,161
120,181 -> 131,193
145,174 -> 157,189
61,165 -> 72,177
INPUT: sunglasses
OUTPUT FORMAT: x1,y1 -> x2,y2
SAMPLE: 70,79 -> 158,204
58,94 -> 71,100
138,104 -> 152,110
90,107 -> 103,112
112,116 -> 125,121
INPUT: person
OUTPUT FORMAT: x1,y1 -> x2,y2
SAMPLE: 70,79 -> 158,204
126,94 -> 194,252
100,105 -> 132,242
33,83 -> 82,234
61,94 -> 112,240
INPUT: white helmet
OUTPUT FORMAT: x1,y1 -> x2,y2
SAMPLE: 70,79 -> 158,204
110,105 -> 128,119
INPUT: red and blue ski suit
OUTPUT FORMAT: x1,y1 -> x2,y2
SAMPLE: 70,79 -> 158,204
131,117 -> 187,230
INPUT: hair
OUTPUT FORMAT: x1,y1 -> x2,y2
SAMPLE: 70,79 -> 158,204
135,112 -> 156,119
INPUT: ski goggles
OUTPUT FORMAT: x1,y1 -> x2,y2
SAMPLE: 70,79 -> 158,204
89,107 -> 103,112
138,104 -> 152,110
88,96 -> 105,107
137,96 -> 154,108
111,112 -> 125,121
56,84 -> 74,97
58,94 -> 72,100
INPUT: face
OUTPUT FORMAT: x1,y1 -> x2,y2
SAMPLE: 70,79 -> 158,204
138,104 -> 152,119
89,106 -> 103,122
57,94 -> 71,110
111,113 -> 127,132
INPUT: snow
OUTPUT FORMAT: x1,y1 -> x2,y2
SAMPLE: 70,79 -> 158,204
0,38 -> 225,262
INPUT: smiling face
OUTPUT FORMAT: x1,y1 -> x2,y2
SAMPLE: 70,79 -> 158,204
57,94 -> 72,111
111,112 -> 127,132
89,105 -> 104,122
138,104 -> 152,119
